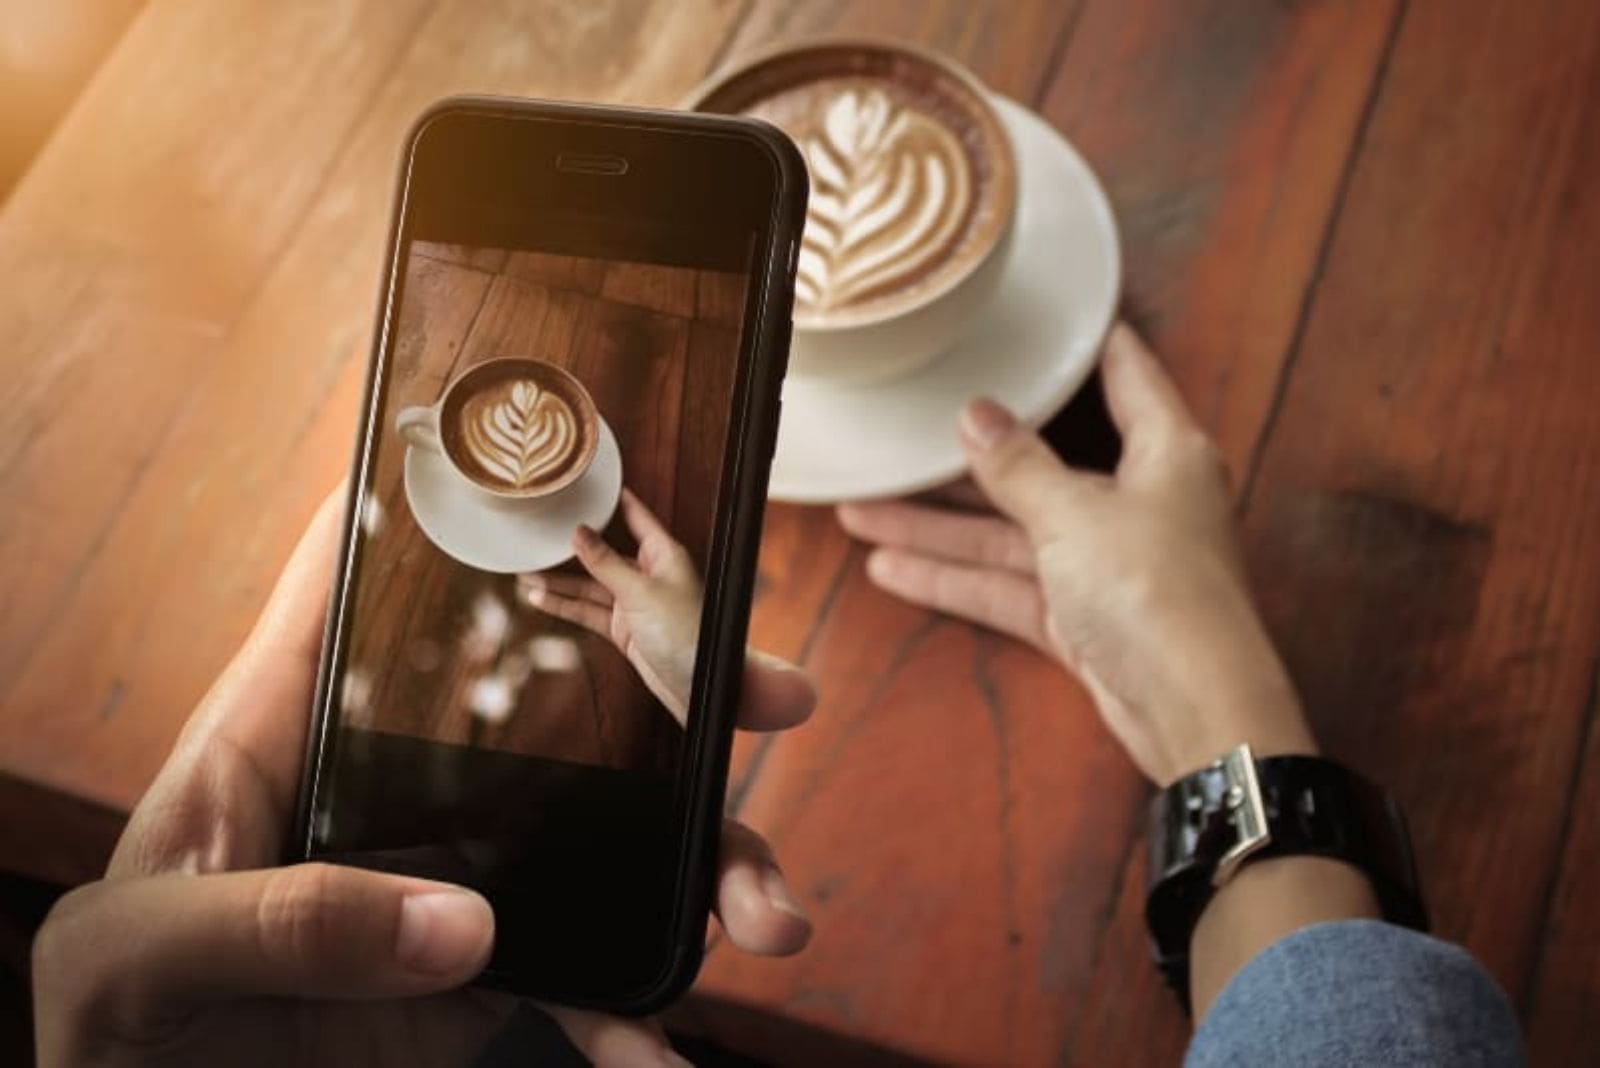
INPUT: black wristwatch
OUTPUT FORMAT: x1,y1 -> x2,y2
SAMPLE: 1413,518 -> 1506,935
1144,745 -> 1429,1012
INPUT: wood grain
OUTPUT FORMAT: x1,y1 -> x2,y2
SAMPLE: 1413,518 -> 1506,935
1526,686 -> 1600,1063
0,0 -> 147,199
1074,1 -> 1600,1063
0,0 -> 434,699
1039,0 -> 1402,475
0,0 -> 747,831
1242,0 -> 1600,1022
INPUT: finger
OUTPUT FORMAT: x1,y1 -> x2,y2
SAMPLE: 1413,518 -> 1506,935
540,1005 -> 688,1068
618,486 -> 673,546
837,500 -> 1035,573
1100,324 -> 1233,497
525,589 -> 613,638
738,649 -> 816,732
958,398 -> 1100,539
1101,321 -> 1200,449
519,570 -> 614,608
713,819 -> 810,957
622,487 -> 697,583
243,482 -> 348,668
136,483 -> 346,844
572,524 -> 645,598
35,863 -> 493,1014
865,548 -> 1050,652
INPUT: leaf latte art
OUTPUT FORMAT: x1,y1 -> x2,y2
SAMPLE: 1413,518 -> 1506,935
796,87 -> 973,314
458,379 -> 578,489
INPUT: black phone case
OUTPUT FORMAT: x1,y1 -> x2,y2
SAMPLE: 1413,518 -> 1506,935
290,95 -> 808,1015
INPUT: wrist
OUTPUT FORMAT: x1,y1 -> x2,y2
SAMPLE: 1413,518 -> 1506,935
1161,674 -> 1316,786
1159,719 -> 1316,790
1165,720 -> 1316,785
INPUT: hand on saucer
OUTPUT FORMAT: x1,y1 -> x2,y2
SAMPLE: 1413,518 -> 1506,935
837,324 -> 1314,786
519,488 -> 811,725
518,488 -> 698,719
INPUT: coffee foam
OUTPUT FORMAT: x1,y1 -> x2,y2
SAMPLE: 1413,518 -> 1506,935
783,82 -> 973,315
723,57 -> 1012,325
456,378 -> 579,491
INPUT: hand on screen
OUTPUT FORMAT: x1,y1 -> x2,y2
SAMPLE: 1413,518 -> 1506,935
31,486 -> 815,1068
519,488 -> 715,722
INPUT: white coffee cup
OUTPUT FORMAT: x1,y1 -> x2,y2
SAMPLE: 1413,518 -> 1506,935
396,357 -> 599,501
788,219 -> 1014,384
688,40 -> 1019,386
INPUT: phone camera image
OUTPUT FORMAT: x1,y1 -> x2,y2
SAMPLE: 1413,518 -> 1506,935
311,233 -> 756,998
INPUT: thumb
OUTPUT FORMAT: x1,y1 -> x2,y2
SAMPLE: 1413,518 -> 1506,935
958,398 -> 1096,537
38,863 -> 493,1013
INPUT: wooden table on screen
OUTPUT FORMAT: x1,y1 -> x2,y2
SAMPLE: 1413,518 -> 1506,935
2,2 -> 1598,1064
346,242 -> 744,771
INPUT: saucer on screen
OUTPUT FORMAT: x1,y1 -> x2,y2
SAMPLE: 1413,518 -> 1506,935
769,95 -> 1121,503
403,417 -> 622,573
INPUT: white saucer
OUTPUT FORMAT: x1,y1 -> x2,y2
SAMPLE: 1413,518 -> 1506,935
769,95 -> 1121,503
403,418 -> 623,574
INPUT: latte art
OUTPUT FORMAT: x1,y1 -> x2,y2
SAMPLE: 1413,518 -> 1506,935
794,86 -> 973,315
458,379 -> 579,489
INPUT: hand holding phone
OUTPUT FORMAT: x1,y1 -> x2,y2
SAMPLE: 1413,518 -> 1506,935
31,487 -> 814,1067
294,97 -> 808,1011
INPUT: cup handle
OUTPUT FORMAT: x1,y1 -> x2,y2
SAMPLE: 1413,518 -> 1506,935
396,405 -> 442,452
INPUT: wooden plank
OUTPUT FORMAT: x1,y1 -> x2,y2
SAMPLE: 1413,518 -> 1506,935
0,0 -> 146,199
0,0 -> 750,828
1039,0 -> 1401,474
1068,0 -> 1600,1055
1241,0 -> 1600,1009
0,0 -> 434,695
1074,0 -> 1600,1059
677,271 -> 750,568
503,250 -> 605,292
700,1 -> 1404,1063
1526,691 -> 1600,1062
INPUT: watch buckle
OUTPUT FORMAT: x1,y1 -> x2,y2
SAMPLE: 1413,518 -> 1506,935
1212,744 -> 1270,887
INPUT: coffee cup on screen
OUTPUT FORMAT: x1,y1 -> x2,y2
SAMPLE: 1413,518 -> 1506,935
689,40 -> 1017,384
397,357 -> 600,500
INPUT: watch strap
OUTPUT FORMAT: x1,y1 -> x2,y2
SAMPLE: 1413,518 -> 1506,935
1145,751 -> 1429,1011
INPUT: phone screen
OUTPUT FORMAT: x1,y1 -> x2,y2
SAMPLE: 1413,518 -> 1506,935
301,106 -> 788,1000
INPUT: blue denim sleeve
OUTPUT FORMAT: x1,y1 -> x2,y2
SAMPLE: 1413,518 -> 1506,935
1185,919 -> 1525,1067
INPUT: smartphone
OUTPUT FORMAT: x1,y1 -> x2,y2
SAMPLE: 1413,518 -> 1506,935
292,96 -> 806,1012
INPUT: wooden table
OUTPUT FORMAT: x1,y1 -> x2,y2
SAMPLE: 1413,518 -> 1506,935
2,2 -> 1597,1063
